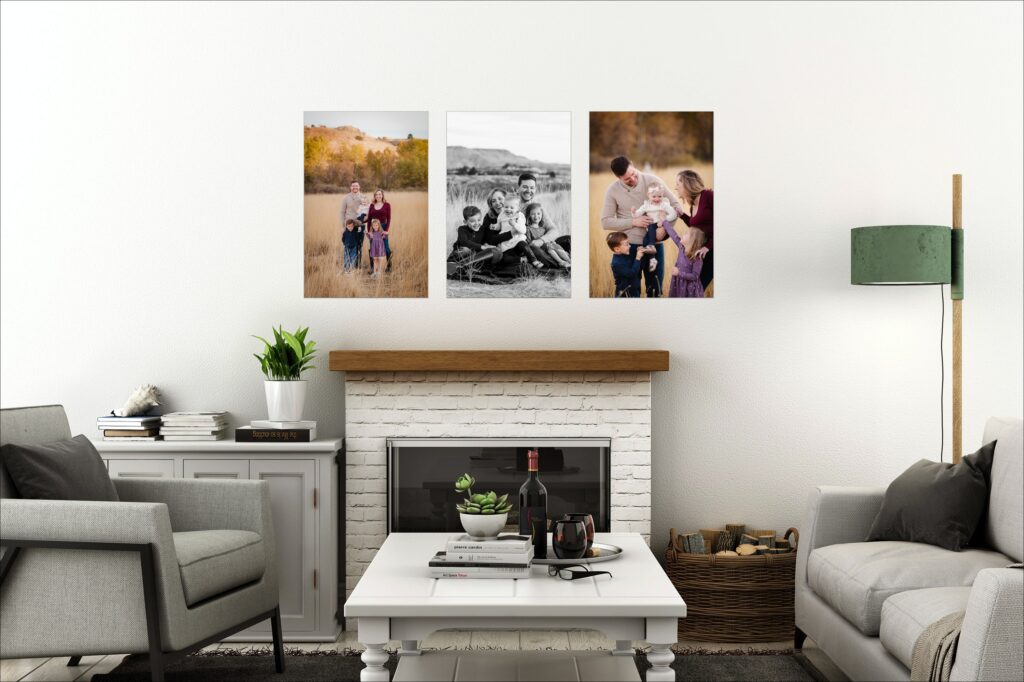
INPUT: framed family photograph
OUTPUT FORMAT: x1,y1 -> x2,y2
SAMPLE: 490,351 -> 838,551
445,111 -> 572,298
589,112 -> 714,299
303,111 -> 428,298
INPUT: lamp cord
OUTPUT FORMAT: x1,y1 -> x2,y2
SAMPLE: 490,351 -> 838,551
939,284 -> 945,463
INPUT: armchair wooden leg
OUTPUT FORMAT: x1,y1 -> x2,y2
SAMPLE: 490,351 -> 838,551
794,626 -> 807,650
139,544 -> 165,682
67,656 -> 82,666
271,605 -> 285,673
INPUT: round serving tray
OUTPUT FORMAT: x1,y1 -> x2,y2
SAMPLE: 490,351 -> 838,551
532,541 -> 623,566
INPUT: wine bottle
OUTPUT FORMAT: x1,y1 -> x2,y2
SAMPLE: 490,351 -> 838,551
519,448 -> 548,558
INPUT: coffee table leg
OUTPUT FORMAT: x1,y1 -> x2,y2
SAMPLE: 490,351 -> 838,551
612,640 -> 634,656
360,643 -> 390,681
646,643 -> 674,682
399,640 -> 421,656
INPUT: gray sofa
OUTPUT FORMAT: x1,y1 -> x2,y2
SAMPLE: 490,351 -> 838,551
0,405 -> 284,681
796,416 -> 1023,681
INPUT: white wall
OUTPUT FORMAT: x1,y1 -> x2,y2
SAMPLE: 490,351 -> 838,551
2,2 -> 1022,547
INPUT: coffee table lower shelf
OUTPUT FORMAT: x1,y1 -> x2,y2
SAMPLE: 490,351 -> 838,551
392,649 -> 641,682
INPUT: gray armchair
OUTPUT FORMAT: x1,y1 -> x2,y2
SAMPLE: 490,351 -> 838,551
0,405 -> 284,682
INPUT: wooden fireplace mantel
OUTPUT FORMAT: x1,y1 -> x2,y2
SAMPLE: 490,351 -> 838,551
329,350 -> 669,372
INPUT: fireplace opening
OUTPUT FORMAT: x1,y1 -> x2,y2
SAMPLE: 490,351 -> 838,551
387,438 -> 611,534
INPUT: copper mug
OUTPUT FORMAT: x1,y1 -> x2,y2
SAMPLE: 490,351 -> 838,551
551,518 -> 588,560
565,513 -> 595,551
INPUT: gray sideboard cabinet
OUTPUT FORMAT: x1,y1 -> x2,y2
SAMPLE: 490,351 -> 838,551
92,437 -> 343,643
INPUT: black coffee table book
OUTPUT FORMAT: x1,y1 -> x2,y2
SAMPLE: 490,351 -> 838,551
235,428 -> 311,443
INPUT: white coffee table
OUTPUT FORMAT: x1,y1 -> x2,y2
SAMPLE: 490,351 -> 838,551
345,532 -> 686,681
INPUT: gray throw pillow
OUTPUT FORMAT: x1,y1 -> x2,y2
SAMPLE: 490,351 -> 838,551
0,434 -> 119,501
866,441 -> 996,551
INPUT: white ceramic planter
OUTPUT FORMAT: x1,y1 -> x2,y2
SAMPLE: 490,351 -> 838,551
459,512 -> 508,540
264,380 -> 307,421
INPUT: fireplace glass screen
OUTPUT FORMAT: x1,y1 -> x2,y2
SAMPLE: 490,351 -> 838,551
387,438 -> 610,533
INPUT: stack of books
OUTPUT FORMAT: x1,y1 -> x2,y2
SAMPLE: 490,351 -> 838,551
160,412 -> 228,441
429,534 -> 533,579
235,420 -> 317,443
96,414 -> 162,441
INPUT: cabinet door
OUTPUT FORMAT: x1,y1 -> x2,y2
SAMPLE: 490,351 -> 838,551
107,459 -> 174,478
248,459 -> 317,633
184,459 -> 249,479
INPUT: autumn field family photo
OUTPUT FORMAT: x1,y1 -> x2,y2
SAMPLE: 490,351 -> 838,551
446,112 -> 572,298
303,111 -> 428,298
589,112 -> 714,299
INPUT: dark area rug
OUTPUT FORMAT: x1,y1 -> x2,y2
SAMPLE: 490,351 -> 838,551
93,647 -> 826,681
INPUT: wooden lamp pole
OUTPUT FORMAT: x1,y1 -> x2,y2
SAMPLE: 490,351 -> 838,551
952,174 -> 963,463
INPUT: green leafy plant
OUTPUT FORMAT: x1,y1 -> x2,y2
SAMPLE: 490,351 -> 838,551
253,325 -> 317,381
454,473 -> 512,515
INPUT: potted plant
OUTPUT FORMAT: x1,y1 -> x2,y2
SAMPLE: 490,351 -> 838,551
454,473 -> 512,539
253,325 -> 317,421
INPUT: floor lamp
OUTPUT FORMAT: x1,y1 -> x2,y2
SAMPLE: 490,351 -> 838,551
850,174 -> 965,462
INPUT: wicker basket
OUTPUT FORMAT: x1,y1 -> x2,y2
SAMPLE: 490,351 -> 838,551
665,527 -> 799,643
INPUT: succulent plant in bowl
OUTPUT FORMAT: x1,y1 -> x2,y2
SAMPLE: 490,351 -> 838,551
453,473 -> 512,538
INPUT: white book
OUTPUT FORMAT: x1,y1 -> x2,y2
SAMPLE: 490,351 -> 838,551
161,434 -> 226,441
429,565 -> 531,579
251,420 -> 317,430
103,436 -> 161,441
162,411 -> 227,418
438,549 -> 534,564
159,427 -> 227,435
446,534 -> 531,554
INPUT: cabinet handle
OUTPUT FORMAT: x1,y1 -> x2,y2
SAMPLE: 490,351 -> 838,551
313,488 -> 318,508
313,569 -> 318,590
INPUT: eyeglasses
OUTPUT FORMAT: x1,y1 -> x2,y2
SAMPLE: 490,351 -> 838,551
547,564 -> 613,581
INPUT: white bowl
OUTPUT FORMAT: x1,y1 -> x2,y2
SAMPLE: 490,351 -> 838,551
459,512 -> 508,539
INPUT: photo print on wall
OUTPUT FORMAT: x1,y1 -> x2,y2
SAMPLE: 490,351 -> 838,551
303,111 -> 428,298
589,112 -> 714,299
446,111 -> 572,298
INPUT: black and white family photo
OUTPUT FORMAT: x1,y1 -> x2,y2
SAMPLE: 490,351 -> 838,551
589,112 -> 714,299
446,112 -> 571,298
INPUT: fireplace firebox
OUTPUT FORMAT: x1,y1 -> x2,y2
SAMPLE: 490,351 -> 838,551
387,438 -> 611,534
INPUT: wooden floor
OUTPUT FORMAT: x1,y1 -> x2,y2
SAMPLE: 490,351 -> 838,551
1,631 -> 846,681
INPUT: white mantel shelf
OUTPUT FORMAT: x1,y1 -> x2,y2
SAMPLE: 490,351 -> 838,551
329,350 -> 670,373
91,438 -> 342,453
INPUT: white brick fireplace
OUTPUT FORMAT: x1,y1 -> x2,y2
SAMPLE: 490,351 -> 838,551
343,369 -> 655,603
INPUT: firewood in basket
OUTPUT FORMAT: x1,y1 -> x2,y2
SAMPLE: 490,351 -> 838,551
741,533 -> 760,546
736,543 -> 758,556
767,547 -> 791,554
754,545 -> 770,555
757,534 -> 776,548
715,532 -> 735,553
681,532 -> 705,554
775,539 -> 791,550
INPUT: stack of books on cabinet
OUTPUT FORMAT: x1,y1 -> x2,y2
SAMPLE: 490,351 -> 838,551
429,534 -> 533,579
97,414 -> 162,441
160,412 -> 228,441
235,420 -> 317,443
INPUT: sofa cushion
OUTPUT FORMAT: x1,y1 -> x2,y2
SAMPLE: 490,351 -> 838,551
982,419 -> 1023,562
0,434 -> 118,502
173,530 -> 265,606
807,541 -> 1008,635
880,587 -> 971,668
866,445 -> 993,551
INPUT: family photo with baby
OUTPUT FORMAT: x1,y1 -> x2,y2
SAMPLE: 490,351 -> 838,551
589,112 -> 714,299
446,112 -> 572,299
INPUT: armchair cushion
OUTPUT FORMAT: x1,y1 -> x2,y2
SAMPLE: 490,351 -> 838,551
0,435 -> 118,501
807,540 -> 1009,635
173,530 -> 265,606
879,586 -> 971,668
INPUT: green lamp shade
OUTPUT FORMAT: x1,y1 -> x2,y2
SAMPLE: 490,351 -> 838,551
851,225 -> 952,286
